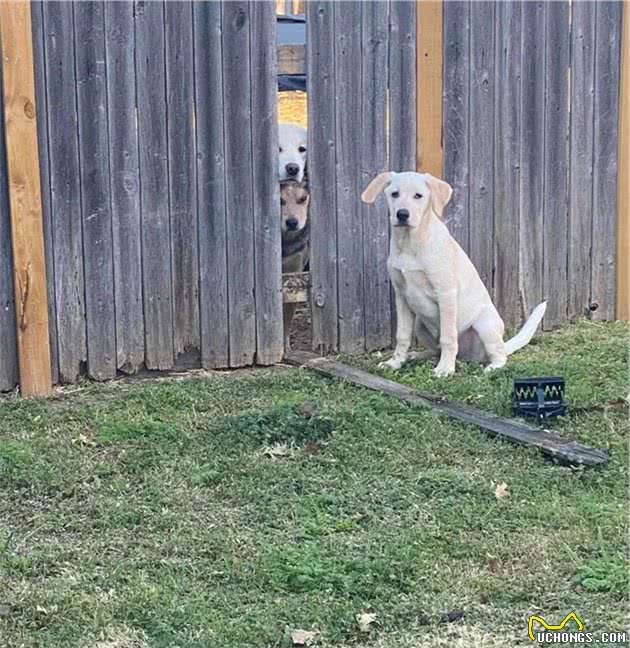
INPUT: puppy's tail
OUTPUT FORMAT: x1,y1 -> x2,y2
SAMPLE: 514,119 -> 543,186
504,301 -> 547,356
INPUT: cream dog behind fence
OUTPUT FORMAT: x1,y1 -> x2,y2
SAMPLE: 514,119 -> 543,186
361,171 -> 546,377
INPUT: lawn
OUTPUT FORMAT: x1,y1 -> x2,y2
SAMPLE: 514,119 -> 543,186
0,320 -> 627,647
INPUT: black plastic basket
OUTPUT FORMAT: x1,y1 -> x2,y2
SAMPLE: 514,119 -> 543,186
512,377 -> 567,424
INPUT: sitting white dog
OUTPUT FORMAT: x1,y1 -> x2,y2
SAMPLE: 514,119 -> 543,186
361,171 -> 546,377
278,122 -> 307,182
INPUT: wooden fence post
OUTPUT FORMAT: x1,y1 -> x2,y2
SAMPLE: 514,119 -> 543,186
416,0 -> 443,177
0,1 -> 52,396
618,1 -> 629,320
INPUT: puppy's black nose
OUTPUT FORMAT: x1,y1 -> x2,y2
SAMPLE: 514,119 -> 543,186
285,217 -> 299,231
396,208 -> 410,222
285,163 -> 299,177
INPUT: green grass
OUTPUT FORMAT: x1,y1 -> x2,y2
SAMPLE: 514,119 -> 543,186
0,320 -> 627,647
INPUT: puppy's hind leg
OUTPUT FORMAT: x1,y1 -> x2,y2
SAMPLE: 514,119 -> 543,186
408,321 -> 439,362
472,307 -> 507,371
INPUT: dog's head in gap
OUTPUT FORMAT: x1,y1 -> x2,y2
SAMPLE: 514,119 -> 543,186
279,122 -> 307,182
280,179 -> 310,236
361,171 -> 453,230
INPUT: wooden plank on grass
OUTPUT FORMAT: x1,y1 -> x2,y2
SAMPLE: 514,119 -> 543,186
468,0 -> 495,295
104,1 -> 144,374
307,0 -> 338,353
250,0 -> 284,366
519,1 -> 545,317
335,1 -> 364,354
618,0 -> 630,320
194,0 -> 229,369
568,1 -> 596,321
135,0 -> 174,369
222,1 -> 256,367
443,1 -> 470,251
74,1 -> 116,381
361,0 -> 391,351
286,351 -> 609,467
41,1 -> 86,383
591,0 -> 623,321
494,1 -> 522,328
0,0 -> 52,396
165,1 -> 199,359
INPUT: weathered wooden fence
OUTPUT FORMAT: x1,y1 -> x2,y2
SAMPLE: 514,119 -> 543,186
442,0 -> 624,329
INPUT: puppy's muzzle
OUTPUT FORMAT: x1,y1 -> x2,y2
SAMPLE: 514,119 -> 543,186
285,217 -> 299,231
285,163 -> 299,177
396,208 -> 410,224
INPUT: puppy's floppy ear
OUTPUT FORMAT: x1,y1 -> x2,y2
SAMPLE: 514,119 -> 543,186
423,174 -> 453,218
361,172 -> 392,204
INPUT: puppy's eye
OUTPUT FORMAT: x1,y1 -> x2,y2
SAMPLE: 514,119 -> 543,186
297,196 -> 307,204
280,198 -> 286,206
414,193 -> 423,199
298,146 -> 306,153
391,191 -> 399,199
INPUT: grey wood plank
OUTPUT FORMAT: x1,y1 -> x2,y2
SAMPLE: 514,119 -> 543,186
334,1 -> 365,354
542,1 -> 570,329
518,1 -> 545,317
30,0 -> 59,384
493,0 -> 522,329
568,1 -> 596,321
250,0 -> 283,365
222,0 -> 256,367
590,0 -> 623,321
165,1 -> 199,359
443,0 -> 470,251
0,61 -> 18,391
42,1 -> 87,382
104,1 -> 144,374
468,0 -> 495,296
389,0 -> 416,172
194,0 -> 229,369
306,0 -> 338,353
74,1 -> 116,381
135,0 -> 174,369
361,0 -> 391,351
286,351 -> 608,468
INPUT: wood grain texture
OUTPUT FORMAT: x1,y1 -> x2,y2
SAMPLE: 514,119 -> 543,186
0,0 -> 52,396
519,1 -> 545,317
416,0 -> 443,177
194,0 -> 229,368
307,0 -> 338,353
30,0 -> 58,384
222,1 -> 256,367
335,1 -> 364,354
591,0 -> 623,321
74,1 -> 116,380
568,1 -> 596,321
41,1 -> 86,383
104,1 -> 144,373
250,0 -> 283,365
618,0 -> 629,320
135,0 -> 174,369
542,1 -> 570,329
493,0 -> 521,328
361,0 -> 391,351
165,1 -> 199,359
468,0 -> 495,295
443,0 -> 470,251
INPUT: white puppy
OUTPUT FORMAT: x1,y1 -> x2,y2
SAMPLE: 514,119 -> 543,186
361,171 -> 547,377
278,122 -> 307,182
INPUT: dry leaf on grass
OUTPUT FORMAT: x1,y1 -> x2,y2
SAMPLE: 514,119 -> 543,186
356,612 -> 377,632
258,443 -> 295,459
494,482 -> 510,499
290,628 -> 319,645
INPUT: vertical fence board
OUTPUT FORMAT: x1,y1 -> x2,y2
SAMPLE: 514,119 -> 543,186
591,0 -> 623,320
250,0 -> 283,365
493,0 -> 522,328
468,1 -> 494,295
542,1 -> 570,329
443,0 -> 470,251
104,1 -> 144,373
222,1 -> 256,366
31,0 -> 58,384
135,0 -> 174,369
519,1 -> 545,317
335,1 -> 364,353
568,1 -> 596,321
361,0 -> 391,351
618,0 -> 630,320
43,1 -> 87,382
307,0 -> 338,353
195,1 -> 229,369
74,1 -> 116,380
165,1 -> 199,359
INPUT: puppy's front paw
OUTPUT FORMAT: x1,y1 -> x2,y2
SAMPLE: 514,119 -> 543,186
379,356 -> 405,371
433,361 -> 455,378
